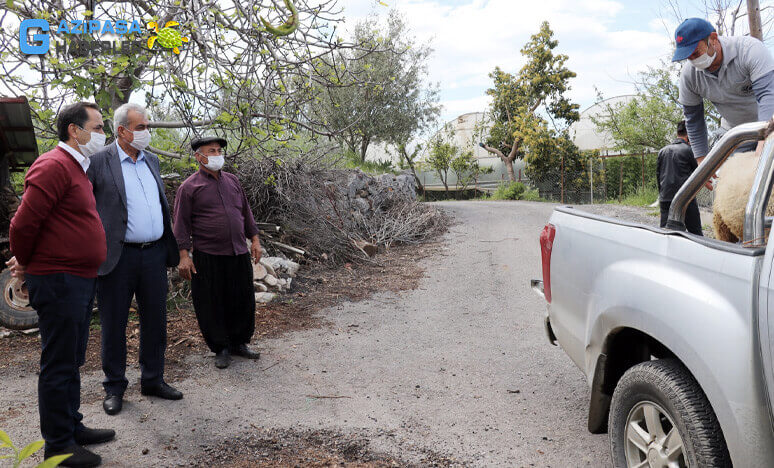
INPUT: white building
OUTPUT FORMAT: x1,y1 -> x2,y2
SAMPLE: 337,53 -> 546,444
569,95 -> 635,154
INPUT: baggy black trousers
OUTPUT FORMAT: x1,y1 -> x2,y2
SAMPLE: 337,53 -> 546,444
190,251 -> 255,353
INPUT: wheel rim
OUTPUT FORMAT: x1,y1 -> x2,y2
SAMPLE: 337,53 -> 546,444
4,277 -> 32,311
624,401 -> 686,468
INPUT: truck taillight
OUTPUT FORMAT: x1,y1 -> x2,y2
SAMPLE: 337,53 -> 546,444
540,223 -> 555,303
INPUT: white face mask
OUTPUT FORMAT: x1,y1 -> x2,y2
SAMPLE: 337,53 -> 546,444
689,42 -> 715,70
199,154 -> 224,171
76,127 -> 106,157
128,129 -> 151,151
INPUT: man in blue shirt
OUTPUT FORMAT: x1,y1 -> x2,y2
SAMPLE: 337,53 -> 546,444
88,103 -> 182,416
673,18 -> 774,163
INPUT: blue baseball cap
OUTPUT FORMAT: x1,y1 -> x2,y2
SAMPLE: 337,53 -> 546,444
672,18 -> 716,62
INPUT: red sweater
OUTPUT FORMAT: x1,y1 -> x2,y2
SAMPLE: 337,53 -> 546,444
10,146 -> 106,277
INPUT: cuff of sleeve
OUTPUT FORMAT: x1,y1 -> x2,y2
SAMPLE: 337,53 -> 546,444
176,239 -> 192,251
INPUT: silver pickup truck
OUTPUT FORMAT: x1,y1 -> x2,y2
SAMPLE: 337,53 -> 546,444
533,122 -> 774,468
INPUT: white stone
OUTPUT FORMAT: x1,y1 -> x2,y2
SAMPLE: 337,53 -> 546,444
252,263 -> 267,280
264,274 -> 278,287
255,292 -> 276,303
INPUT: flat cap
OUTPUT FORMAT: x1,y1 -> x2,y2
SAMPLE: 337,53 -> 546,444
191,135 -> 227,151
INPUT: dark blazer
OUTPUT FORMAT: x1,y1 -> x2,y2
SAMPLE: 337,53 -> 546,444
87,142 -> 180,276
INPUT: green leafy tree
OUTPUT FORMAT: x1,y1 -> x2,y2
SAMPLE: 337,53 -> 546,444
450,150 -> 489,191
1,0 -> 393,158
424,138 -> 456,193
591,62 -> 720,154
480,21 -> 579,181
312,11 -> 441,162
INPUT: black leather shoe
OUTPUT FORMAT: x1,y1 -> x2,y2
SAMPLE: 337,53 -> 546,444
230,343 -> 261,360
44,444 -> 101,467
75,426 -> 115,445
215,349 -> 231,369
102,394 -> 122,416
140,382 -> 183,400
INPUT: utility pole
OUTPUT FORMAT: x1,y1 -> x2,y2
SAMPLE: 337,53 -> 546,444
748,0 -> 763,40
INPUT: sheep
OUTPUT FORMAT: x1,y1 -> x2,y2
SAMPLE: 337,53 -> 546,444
711,150 -> 774,243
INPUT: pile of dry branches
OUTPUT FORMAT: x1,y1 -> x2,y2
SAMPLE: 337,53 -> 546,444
235,156 -> 448,264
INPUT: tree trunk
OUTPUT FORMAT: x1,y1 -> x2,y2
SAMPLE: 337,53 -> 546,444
359,138 -> 370,162
503,157 -> 516,182
747,0 -> 763,40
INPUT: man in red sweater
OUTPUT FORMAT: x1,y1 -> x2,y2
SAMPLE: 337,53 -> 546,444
8,102 -> 114,468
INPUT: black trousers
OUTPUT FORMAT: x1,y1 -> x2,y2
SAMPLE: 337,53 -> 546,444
660,200 -> 703,236
98,241 -> 168,396
191,251 -> 255,353
26,272 -> 96,452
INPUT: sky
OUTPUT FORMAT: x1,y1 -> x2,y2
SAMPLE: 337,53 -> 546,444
336,0 -> 774,125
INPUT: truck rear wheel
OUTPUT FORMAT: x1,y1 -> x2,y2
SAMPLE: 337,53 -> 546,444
608,359 -> 730,468
0,269 -> 38,330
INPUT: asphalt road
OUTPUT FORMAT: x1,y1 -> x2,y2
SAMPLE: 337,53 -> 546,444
1,200 -> 609,467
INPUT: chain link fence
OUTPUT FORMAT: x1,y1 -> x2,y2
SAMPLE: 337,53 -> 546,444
528,153 -> 714,208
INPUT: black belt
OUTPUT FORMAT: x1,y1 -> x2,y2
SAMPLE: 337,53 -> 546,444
123,239 -> 161,249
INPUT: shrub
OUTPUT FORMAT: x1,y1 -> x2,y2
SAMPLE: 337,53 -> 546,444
492,182 -> 526,200
521,188 -> 543,201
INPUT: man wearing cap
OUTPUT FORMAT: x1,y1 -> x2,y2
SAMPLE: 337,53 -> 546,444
87,102 -> 183,416
173,136 -> 262,369
673,17 -> 774,164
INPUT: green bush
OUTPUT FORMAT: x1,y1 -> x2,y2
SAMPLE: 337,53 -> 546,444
492,182 -> 526,200
521,188 -> 543,201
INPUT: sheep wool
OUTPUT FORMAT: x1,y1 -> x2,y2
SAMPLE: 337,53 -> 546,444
712,150 -> 774,243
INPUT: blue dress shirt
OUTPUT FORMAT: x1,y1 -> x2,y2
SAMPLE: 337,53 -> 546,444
117,144 -> 164,243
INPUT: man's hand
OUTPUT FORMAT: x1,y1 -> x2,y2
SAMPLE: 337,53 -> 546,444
177,252 -> 196,280
5,256 -> 25,280
250,236 -> 262,264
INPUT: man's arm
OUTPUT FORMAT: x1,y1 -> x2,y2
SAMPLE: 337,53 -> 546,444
753,70 -> 774,122
683,104 -> 709,163
656,152 -> 663,194
172,184 -> 192,251
238,183 -> 261,263
9,159 -> 68,265
172,184 -> 197,279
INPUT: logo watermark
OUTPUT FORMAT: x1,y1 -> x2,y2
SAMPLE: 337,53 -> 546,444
19,18 -> 182,55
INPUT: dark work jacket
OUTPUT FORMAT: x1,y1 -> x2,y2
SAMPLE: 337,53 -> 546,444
657,138 -> 696,202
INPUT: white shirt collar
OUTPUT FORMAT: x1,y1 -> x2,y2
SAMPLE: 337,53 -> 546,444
57,142 -> 90,172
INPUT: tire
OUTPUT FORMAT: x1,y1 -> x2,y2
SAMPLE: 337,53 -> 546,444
0,269 -> 38,330
608,359 -> 731,468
